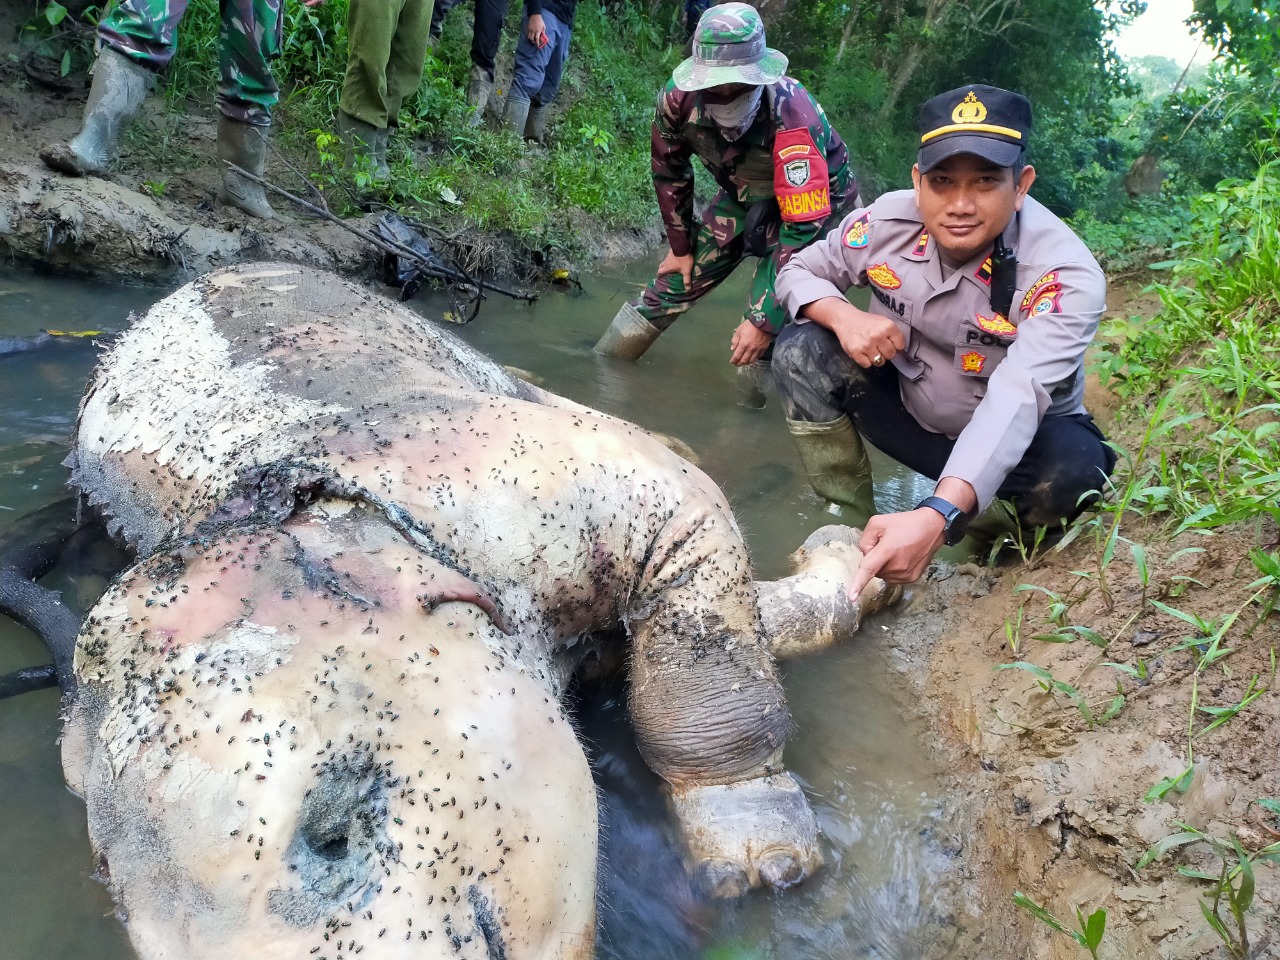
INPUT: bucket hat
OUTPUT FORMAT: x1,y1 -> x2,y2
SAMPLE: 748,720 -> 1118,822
673,3 -> 788,92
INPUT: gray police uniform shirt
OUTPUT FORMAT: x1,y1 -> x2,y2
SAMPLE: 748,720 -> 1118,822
776,189 -> 1106,510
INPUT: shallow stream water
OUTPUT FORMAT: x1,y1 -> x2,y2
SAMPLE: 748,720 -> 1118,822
0,260 -> 950,960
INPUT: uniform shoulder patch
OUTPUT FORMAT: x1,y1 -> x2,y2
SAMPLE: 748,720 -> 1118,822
911,230 -> 929,257
1026,288 -> 1063,316
843,214 -> 871,248
773,127 -> 831,224
1020,270 -> 1061,310
866,263 -> 902,290
973,256 -> 993,286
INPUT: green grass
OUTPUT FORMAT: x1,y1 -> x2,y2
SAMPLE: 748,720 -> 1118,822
999,151 -> 1280,949
32,0 -> 673,261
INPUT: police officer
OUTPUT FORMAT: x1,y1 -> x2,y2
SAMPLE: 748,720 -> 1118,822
40,0 -> 327,218
593,2 -> 856,371
773,84 -> 1116,599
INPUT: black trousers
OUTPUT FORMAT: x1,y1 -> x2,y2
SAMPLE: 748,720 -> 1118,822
773,321 -> 1116,528
431,0 -> 511,81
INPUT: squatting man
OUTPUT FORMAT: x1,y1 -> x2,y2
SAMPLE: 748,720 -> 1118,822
593,2 -> 856,381
772,84 -> 1117,600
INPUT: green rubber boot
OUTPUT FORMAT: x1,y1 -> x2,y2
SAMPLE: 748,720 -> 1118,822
337,110 -> 390,180
502,92 -> 531,136
594,302 -> 662,361
40,47 -> 152,176
787,415 -> 876,529
216,116 -> 275,219
524,103 -> 549,144
935,499 -> 1020,565
465,65 -> 491,129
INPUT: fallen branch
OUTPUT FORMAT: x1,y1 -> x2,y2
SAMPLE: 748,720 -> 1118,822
221,162 -> 538,304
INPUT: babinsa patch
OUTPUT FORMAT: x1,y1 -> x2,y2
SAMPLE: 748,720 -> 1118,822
843,215 -> 871,248
866,263 -> 901,290
773,127 -> 831,223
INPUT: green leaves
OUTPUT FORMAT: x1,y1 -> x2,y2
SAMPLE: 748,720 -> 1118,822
1013,893 -> 1108,958
1143,766 -> 1195,804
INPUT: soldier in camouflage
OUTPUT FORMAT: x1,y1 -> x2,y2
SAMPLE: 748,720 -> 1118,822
40,0 -> 327,217
593,2 -> 856,383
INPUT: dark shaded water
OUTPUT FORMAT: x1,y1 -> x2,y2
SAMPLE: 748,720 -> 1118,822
0,261 -> 949,960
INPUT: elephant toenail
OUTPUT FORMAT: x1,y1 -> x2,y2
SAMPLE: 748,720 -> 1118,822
697,860 -> 750,899
759,852 -> 806,890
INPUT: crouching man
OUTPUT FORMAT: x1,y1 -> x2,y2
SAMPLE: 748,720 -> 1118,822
773,84 -> 1116,599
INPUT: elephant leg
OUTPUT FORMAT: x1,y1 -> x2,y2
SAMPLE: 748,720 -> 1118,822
624,516 -> 820,896
757,524 -> 902,659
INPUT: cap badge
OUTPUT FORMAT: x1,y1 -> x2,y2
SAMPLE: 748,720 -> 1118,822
952,91 -> 988,125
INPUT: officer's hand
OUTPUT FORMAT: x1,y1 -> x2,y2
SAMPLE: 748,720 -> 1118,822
729,320 -> 772,366
846,508 -> 945,601
829,305 -> 905,369
657,249 -> 694,291
302,0 -> 326,7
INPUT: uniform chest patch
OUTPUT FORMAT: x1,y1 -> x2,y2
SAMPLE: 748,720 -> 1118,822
1021,271 -> 1060,310
960,351 -> 987,374
843,215 -> 871,248
975,313 -> 1017,336
867,263 -> 902,290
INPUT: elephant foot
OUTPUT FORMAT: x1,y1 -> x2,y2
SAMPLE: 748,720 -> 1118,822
669,772 -> 821,897
758,524 -> 904,659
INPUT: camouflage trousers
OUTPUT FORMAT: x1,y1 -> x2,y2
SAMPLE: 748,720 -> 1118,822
635,193 -> 787,335
99,0 -> 283,126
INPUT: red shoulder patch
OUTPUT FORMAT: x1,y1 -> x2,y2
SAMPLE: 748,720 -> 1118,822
774,128 -> 831,223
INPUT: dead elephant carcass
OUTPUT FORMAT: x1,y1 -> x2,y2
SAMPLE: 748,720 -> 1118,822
58,263 -> 894,959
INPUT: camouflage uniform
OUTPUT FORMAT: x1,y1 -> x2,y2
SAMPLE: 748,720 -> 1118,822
98,0 -> 283,126
636,75 -> 856,336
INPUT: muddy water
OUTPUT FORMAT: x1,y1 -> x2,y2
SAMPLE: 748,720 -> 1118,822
0,261 -> 948,960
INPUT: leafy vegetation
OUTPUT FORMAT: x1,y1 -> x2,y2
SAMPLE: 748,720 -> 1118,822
1013,893 -> 1108,958
999,149 -> 1280,950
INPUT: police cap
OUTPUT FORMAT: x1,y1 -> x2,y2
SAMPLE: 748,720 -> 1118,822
917,84 -> 1032,173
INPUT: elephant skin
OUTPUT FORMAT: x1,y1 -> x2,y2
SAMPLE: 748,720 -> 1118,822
59,263 -> 895,959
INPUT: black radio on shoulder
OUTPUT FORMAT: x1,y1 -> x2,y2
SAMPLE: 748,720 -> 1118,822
990,232 -> 1017,319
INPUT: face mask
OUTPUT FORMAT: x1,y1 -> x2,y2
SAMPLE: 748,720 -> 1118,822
703,86 -> 763,142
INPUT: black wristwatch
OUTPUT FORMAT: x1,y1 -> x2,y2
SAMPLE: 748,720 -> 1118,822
916,495 -> 971,546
